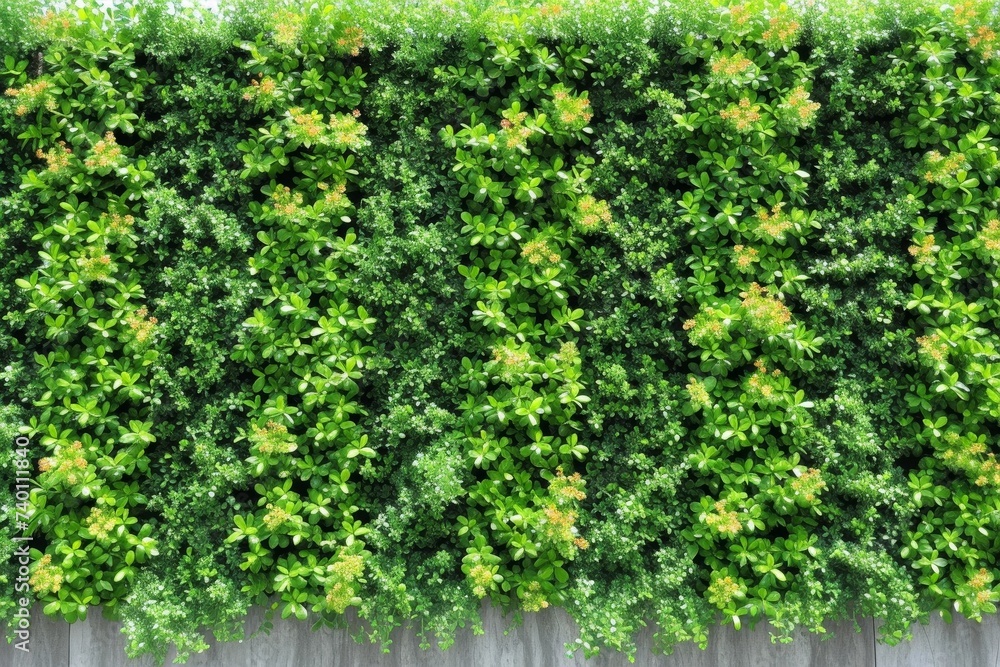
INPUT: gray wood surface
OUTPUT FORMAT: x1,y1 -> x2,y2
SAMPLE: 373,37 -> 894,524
875,614 -> 1000,667
0,609 -> 67,667
2,604 -> 998,666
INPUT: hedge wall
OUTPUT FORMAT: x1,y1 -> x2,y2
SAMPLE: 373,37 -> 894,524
3,0 -> 1000,662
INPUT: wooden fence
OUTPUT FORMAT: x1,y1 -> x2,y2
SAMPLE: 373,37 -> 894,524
1,605 -> 996,666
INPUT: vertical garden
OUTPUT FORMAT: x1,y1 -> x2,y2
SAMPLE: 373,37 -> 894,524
3,0 -> 1000,662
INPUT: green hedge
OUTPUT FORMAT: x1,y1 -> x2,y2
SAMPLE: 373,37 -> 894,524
3,0 -> 1000,662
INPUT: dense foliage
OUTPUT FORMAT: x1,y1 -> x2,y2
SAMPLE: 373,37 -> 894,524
3,0 -> 1000,662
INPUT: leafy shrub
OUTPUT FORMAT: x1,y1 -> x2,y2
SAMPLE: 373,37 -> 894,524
4,0 -> 1000,663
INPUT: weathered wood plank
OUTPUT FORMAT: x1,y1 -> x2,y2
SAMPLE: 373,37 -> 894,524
646,616 -> 876,667
66,607 -> 157,667
0,606 -> 69,667
165,606 -> 338,667
875,613 -> 1000,667
41,603 -> 876,667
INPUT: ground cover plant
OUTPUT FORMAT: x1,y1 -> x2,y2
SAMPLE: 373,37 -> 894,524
3,0 -> 1000,662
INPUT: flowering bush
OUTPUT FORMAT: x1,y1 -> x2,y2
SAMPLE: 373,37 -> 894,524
3,0 -> 1000,663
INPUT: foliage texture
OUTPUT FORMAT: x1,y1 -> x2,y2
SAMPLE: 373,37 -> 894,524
3,0 -> 1000,662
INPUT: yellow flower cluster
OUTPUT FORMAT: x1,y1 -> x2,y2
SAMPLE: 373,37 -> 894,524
262,503 -> 292,530
272,10 -> 305,49
287,107 -> 326,143
84,132 -> 123,170
324,551 -> 365,613
707,574 -> 742,608
550,467 -> 587,504
249,421 -> 298,455
939,431 -> 1000,490
969,26 -> 1000,61
728,4 -> 751,28
499,110 -> 536,151
5,79 -> 56,117
242,76 -> 277,106
732,244 -> 760,272
36,141 -> 72,174
972,465 -> 1000,489
469,563 -> 495,598
271,185 -> 304,217
573,195 -> 612,233
753,202 -> 794,242
922,150 -> 967,184
332,553 -> 364,581
38,440 -> 88,486
521,237 -> 561,265
780,86 -> 821,127
539,2 -> 563,18
556,341 -> 580,366
541,504 -> 581,549
908,234 -> 937,265
317,181 -> 349,210
520,580 -> 549,612
686,377 -> 712,408
103,211 -> 136,237
916,332 -> 948,366
705,500 -> 742,536
324,581 -> 355,614
683,305 -> 728,347
952,0 -> 978,27
491,344 -> 532,381
710,53 -> 755,79
762,9 -> 801,48
740,283 -> 792,336
124,306 -> 157,345
745,359 -> 783,405
719,98 -> 761,133
550,85 -> 593,130
29,554 -> 64,596
969,568 -> 991,590
34,10 -> 75,39
790,468 -> 826,503
968,568 -> 995,606
335,26 -> 364,57
978,216 -> 1000,259
328,112 -> 368,149
539,468 -> 589,557
254,77 -> 277,95
84,507 -> 119,541
77,246 -> 115,282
